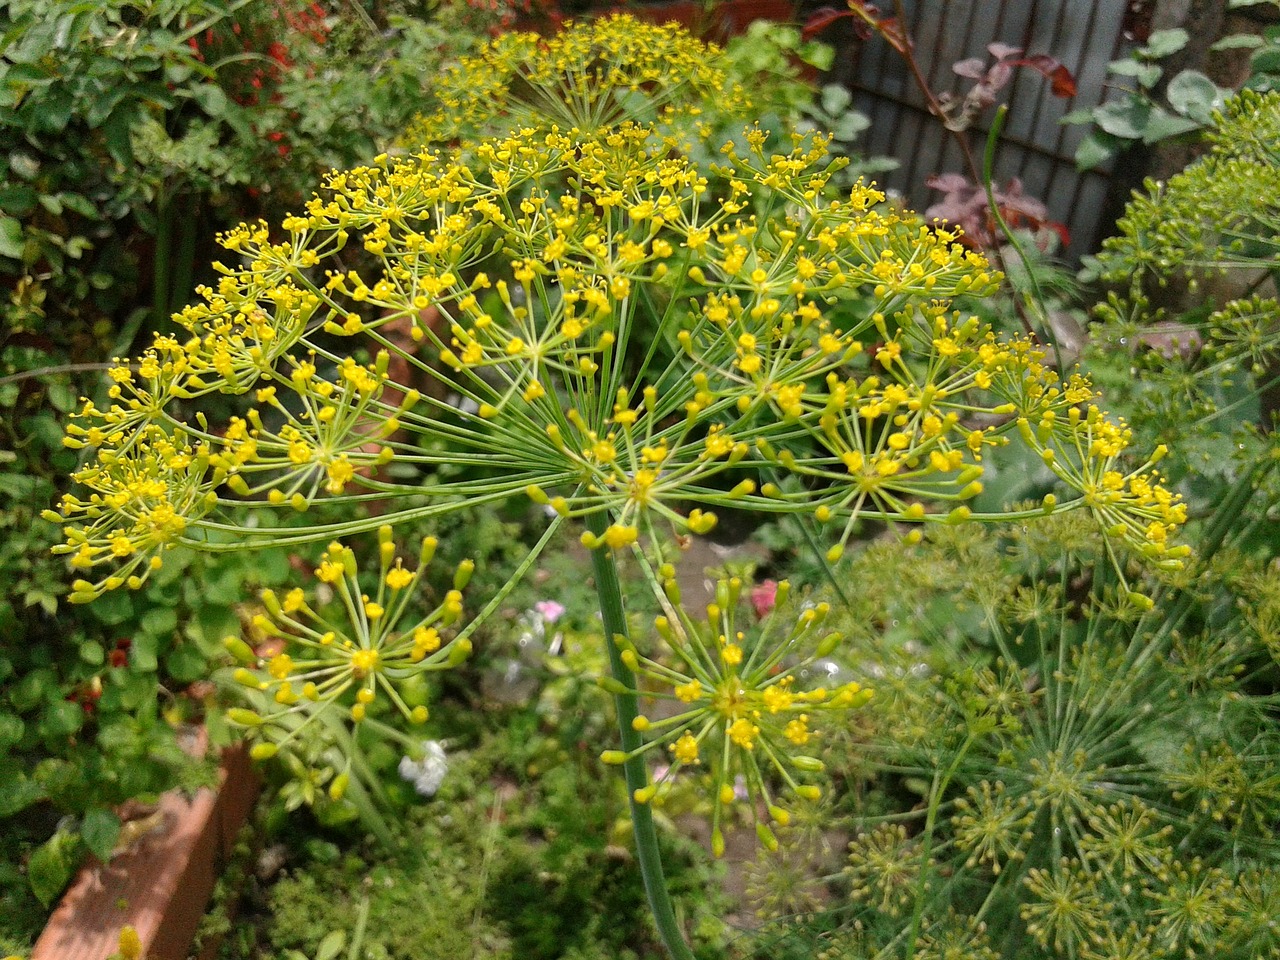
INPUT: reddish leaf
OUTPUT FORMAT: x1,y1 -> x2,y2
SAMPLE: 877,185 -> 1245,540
987,41 -> 1022,60
803,6 -> 855,40
1011,55 -> 1078,98
1047,64 -> 1077,98
876,16 -> 913,55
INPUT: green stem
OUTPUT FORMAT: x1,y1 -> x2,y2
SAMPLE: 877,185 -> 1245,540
154,192 -> 172,331
983,105 -> 1061,368
585,512 -> 696,960
903,732 -> 974,960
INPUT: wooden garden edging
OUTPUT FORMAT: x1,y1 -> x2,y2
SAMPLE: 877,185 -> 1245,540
30,742 -> 258,960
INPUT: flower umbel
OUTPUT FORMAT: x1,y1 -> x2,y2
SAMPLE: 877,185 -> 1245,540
224,526 -> 474,784
602,575 -> 872,855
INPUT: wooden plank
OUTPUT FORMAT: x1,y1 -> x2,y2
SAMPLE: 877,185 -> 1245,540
31,745 -> 258,960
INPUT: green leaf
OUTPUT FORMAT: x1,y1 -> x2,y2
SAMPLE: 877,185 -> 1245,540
0,183 -> 37,216
1211,34 -> 1265,51
80,808 -> 121,862
1143,28 -> 1190,59
1059,107 -> 1095,125
89,588 -> 133,626
8,153 -> 41,180
60,192 -> 99,218
1075,130 -> 1119,170
314,930 -> 348,960
0,712 -> 25,749
164,643 -> 207,684
45,377 -> 77,412
1109,59 -> 1162,87
10,667 -> 56,712
0,771 -> 44,817
130,633 -> 159,672
140,606 -> 178,636
1251,46 -> 1280,76
28,830 -> 80,907
0,215 -> 24,259
820,84 -> 853,117
85,87 -> 127,127
195,604 -> 238,645
1141,107 -> 1205,143
798,41 -> 835,72
253,547 -> 292,586
1092,98 -> 1152,139
38,698 -> 84,739
189,83 -> 230,118
79,640 -> 106,666
1166,69 -> 1224,122
101,108 -> 134,166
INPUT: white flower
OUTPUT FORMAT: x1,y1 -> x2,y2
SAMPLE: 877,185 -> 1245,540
398,740 -> 449,797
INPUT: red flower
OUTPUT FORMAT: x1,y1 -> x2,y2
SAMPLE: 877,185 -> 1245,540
751,580 -> 778,619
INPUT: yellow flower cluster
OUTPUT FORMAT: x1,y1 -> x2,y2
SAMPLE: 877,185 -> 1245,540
50,423 -> 215,598
407,14 -> 747,149
48,110 -> 1184,599
46,15 -> 1188,845
223,526 -> 474,782
602,576 -> 872,855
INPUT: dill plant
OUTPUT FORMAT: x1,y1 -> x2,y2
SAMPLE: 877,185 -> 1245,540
44,16 -> 1187,957
743,470 -> 1279,960
731,88 -> 1280,960
1085,89 -> 1280,494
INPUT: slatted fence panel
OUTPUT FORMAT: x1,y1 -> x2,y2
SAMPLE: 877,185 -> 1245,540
842,0 -> 1135,258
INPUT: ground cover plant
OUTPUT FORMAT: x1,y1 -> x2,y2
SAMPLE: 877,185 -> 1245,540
0,0 -> 509,949
32,11 -> 1208,958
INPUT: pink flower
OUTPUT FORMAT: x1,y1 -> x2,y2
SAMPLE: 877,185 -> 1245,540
750,580 -> 778,619
534,600 -> 566,624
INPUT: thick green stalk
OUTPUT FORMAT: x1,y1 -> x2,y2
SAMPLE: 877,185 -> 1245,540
585,512 -> 696,960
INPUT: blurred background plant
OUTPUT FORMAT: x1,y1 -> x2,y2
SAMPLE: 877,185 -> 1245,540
6,2 -> 1280,960
0,0 -> 503,949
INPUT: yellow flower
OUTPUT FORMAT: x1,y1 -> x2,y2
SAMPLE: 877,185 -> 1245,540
221,535 -> 474,792
672,732 -> 700,764
609,577 -> 872,853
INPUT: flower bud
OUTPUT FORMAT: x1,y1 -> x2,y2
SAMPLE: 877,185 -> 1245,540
755,822 -> 779,852
329,773 -> 350,801
226,708 -> 265,726
454,559 -> 475,590
223,636 -> 256,663
446,637 -> 473,666
419,535 -> 438,567
260,589 -> 282,617
1127,591 -> 1155,611
596,676 -> 631,695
